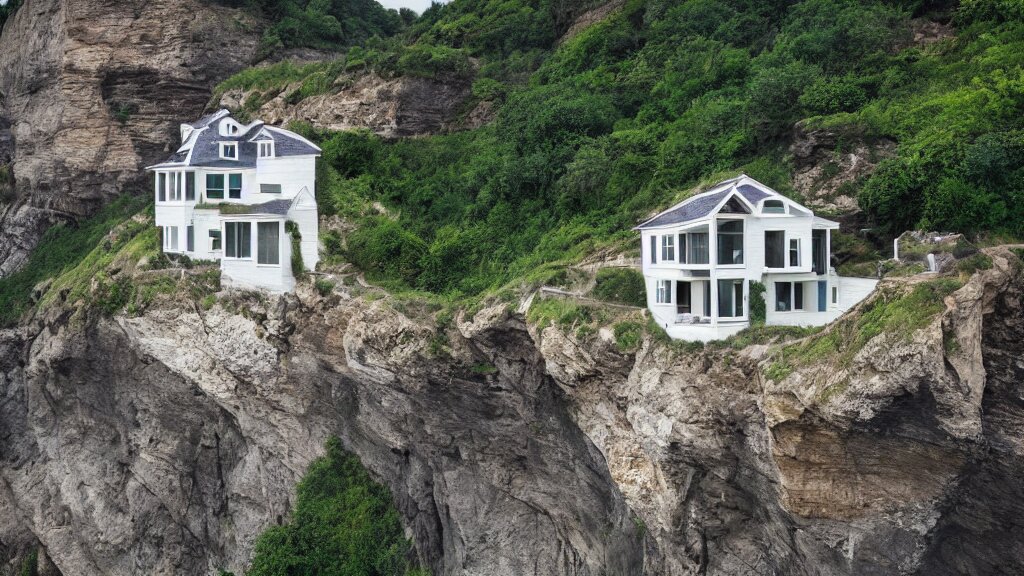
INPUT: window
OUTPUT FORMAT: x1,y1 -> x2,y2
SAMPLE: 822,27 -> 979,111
164,226 -> 178,251
225,222 -> 251,258
257,222 -> 280,265
763,199 -> 785,214
661,234 -> 675,261
789,238 -> 801,267
794,282 -> 804,310
228,124 -> 239,135
169,172 -> 181,201
157,173 -> 166,202
209,230 -> 222,252
655,280 -> 671,304
765,231 -> 785,268
229,173 -> 242,199
220,143 -> 238,160
186,226 -> 194,252
206,174 -> 224,200
258,141 -> 275,158
260,183 -> 282,194
718,279 -> 744,318
717,220 -> 744,265
775,282 -> 792,311
678,234 -> 687,264
832,286 -> 838,304
185,172 -> 195,201
649,236 -> 656,264
688,232 -> 709,264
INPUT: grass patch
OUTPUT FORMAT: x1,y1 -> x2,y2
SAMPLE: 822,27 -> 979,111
0,194 -> 149,326
956,252 -> 993,275
613,321 -> 643,352
590,267 -> 645,307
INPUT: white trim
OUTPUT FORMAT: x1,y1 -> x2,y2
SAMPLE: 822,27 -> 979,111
219,142 -> 239,160
258,141 -> 275,159
263,125 -> 323,153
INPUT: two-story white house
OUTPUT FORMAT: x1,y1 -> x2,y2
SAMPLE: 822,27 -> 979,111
636,175 -> 877,341
146,110 -> 321,293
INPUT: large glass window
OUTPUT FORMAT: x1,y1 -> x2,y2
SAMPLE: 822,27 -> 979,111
206,174 -> 225,200
717,220 -> 744,265
229,173 -> 242,199
656,280 -> 671,304
765,231 -> 785,268
775,282 -> 792,312
790,238 -> 801,267
225,222 -> 251,258
688,233 -> 709,264
257,222 -> 280,265
718,279 -> 744,318
661,234 -> 675,261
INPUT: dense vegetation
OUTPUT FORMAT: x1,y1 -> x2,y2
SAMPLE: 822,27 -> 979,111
232,0 -> 1024,297
242,437 -> 424,576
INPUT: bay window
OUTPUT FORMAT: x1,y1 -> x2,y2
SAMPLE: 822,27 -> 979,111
717,220 -> 744,265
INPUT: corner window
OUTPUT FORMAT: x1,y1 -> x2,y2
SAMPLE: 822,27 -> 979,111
209,229 -> 222,252
258,141 -> 275,158
206,174 -> 225,200
763,199 -> 785,214
661,234 -> 675,261
224,222 -> 251,258
220,143 -> 238,160
260,183 -> 282,194
157,173 -> 166,202
229,173 -> 242,199
717,220 -> 744,265
257,221 -> 280,265
655,280 -> 671,304
789,238 -> 801,267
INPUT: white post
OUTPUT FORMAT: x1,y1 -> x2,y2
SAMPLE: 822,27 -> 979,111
709,219 -> 718,326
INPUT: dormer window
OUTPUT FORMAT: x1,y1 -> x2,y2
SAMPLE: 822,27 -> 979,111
228,124 -> 239,135
258,141 -> 275,158
763,199 -> 785,214
220,142 -> 238,160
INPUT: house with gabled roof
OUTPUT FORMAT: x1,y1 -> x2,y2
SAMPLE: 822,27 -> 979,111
636,175 -> 878,341
147,109 -> 321,292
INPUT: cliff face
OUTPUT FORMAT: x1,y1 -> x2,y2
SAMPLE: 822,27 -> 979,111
0,0 -> 261,276
1,248 -> 1022,575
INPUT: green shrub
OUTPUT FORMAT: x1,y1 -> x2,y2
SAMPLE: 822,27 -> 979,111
956,252 -> 994,275
346,218 -> 427,288
286,221 -> 306,279
591,268 -> 645,307
314,278 -> 336,296
799,76 -> 868,115
247,436 -> 423,576
749,281 -> 767,325
613,321 -> 643,352
18,548 -> 37,576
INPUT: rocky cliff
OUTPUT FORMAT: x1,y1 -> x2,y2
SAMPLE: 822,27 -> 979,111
1,247 -> 1022,575
0,0 -> 261,276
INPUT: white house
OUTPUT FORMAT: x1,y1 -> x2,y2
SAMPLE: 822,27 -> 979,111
146,110 -> 322,293
636,175 -> 878,341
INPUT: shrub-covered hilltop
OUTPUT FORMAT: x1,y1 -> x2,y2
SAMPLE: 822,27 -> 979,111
211,0 -> 1024,297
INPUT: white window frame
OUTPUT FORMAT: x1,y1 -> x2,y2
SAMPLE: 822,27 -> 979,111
209,229 -> 222,252
655,280 -> 672,304
220,142 -> 238,160
164,226 -> 179,251
660,234 -> 675,262
789,238 -> 801,267
258,141 -> 275,158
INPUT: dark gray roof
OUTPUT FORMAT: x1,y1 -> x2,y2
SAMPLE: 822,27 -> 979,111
737,184 -> 770,205
638,189 -> 731,229
155,111 -> 321,168
220,199 -> 293,216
